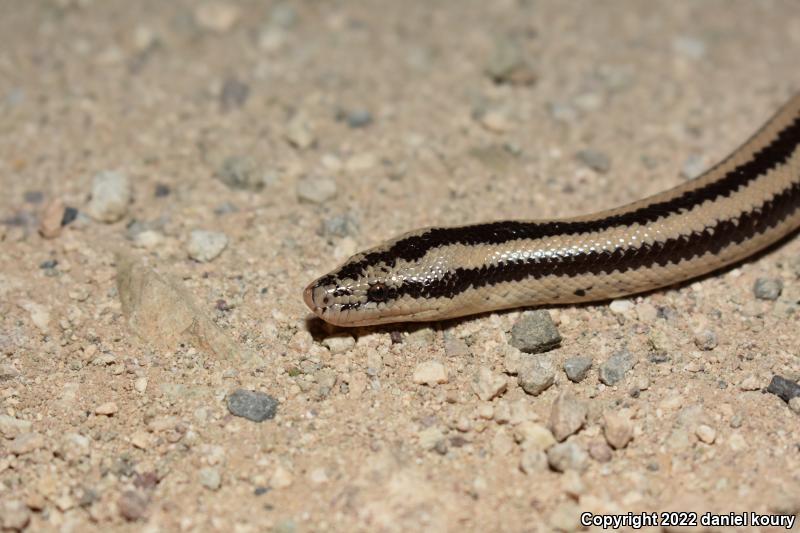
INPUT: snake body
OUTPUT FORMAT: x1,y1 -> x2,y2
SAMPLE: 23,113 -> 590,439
304,94 -> 800,327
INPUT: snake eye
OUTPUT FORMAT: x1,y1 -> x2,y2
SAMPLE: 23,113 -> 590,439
367,282 -> 390,302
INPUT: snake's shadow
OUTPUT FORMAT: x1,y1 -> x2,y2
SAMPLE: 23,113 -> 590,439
304,226 -> 799,341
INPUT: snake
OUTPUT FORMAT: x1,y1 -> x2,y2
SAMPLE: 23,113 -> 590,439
304,93 -> 800,327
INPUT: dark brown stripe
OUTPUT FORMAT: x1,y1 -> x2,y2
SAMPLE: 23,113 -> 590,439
389,179 -> 800,302
330,112 -> 800,283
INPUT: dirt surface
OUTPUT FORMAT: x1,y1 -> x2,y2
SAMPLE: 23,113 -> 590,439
2,1 -> 800,532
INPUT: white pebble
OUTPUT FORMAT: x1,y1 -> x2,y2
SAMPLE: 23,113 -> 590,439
412,360 -> 448,385
187,230 -> 228,262
87,170 -> 131,223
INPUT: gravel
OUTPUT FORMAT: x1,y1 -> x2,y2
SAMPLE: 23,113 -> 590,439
753,278 -> 783,300
187,230 -> 228,262
0,415 -> 32,438
1,499 -> 31,530
598,350 -> 636,385
603,411 -> 633,449
563,356 -> 592,382
680,153 -> 706,179
695,424 -> 716,444
219,76 -> 250,111
765,375 -> 800,403
588,440 -> 613,462
118,490 -> 149,521
575,149 -> 611,173
509,311 -> 561,353
549,393 -> 587,441
9,432 -> 45,455
472,366 -> 507,401
519,449 -> 548,474
227,389 -> 279,422
518,357 -> 555,396
216,156 -> 264,191
693,329 -> 718,350
199,467 -> 222,490
342,108 -> 373,128
296,175 -> 337,204
319,213 -> 359,238
412,360 -> 448,385
87,170 -> 131,223
39,198 -> 65,238
547,441 -> 589,472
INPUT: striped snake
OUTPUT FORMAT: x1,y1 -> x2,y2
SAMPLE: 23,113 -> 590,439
304,94 -> 800,327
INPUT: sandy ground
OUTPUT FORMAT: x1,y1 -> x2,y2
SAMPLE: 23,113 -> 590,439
2,1 -> 800,531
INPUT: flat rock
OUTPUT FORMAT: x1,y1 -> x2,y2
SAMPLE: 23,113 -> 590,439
412,360 -> 448,385
227,389 -> 279,422
563,356 -> 592,382
598,350 -> 636,385
509,311 -> 561,353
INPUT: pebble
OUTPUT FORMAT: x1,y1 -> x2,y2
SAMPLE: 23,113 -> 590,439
296,175 -> 337,204
695,424 -> 716,444
419,426 -> 446,451
118,490 -> 149,521
608,299 -> 634,315
788,397 -> 800,414
412,360 -> 448,385
680,153 -> 706,180
133,229 -> 164,249
588,440 -> 613,462
130,431 -> 152,450
39,198 -> 65,238
563,356 -> 592,382
484,37 -> 537,86
753,278 -> 783,300
765,375 -> 800,402
1,500 -> 30,530
472,367 -> 507,401
285,114 -> 315,149
603,411 -> 633,449
0,415 -> 32,438
9,432 -> 45,455
194,2 -> 240,32
598,350 -> 636,386
87,170 -> 131,223
216,156 -> 265,191
199,467 -> 222,490
95,401 -> 119,416
519,449 -> 548,474
0,364 -> 20,380
549,393 -> 587,442
219,76 -> 250,111
518,357 -> 555,396
320,213 -> 359,238
270,465 -> 294,489
491,428 -> 515,455
739,375 -> 762,391
547,441 -> 589,472
59,433 -> 90,463
509,310 -> 562,353
343,108 -> 373,128
187,230 -> 228,262
443,335 -> 471,358
514,421 -> 556,452
322,335 -> 355,354
575,149 -> 611,173
693,329 -> 718,350
227,389 -> 279,422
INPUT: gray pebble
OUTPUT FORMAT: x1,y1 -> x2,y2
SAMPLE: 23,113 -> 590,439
187,230 -> 228,262
680,153 -> 706,180
485,37 -> 537,86
216,156 -> 265,191
118,490 -> 149,521
575,149 -> 611,174
753,278 -> 783,300
509,310 -> 561,353
87,170 -> 131,223
693,329 -> 718,351
518,357 -> 555,396
343,109 -> 373,128
549,393 -> 587,441
765,375 -> 800,403
227,389 -> 279,422
199,467 -> 222,490
220,77 -> 250,111
598,350 -> 636,385
563,356 -> 592,382
296,175 -> 337,204
319,213 -> 359,238
547,441 -> 588,472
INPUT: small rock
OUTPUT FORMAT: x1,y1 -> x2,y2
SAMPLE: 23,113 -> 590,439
502,345 -> 523,374
472,366 -> 507,401
514,421 -> 556,451
95,401 -> 119,416
598,350 -> 636,385
59,433 -> 90,463
672,35 -> 707,60
322,335 -> 355,354
608,299 -> 634,315
693,329 -> 718,350
0,364 -> 20,380
134,377 -> 148,393
1,500 -> 30,530
588,440 -> 613,462
343,109 -> 373,128
219,76 -> 250,111
227,389 -> 279,422
491,428 -> 515,455
418,426 -> 446,451
443,335 -> 471,358
0,415 -> 32,438
680,153 -> 706,180
9,432 -> 44,455
485,37 -> 537,86
39,198 -> 65,238
519,449 -> 548,474
518,357 -> 555,396
195,2 -> 240,32
216,156 -> 264,191
753,278 -> 783,300
296,175 -> 337,204
187,230 -> 228,262
270,465 -> 293,489
739,375 -> 762,391
547,442 -> 589,472
118,490 -> 149,521
549,393 -> 587,442
412,360 -> 448,385
285,114 -> 315,149
549,502 -> 582,532
765,375 -> 800,402
199,467 -> 222,490
130,431 -> 152,450
563,356 -> 592,382
320,213 -> 359,238
603,411 -> 633,449
509,310 -> 561,353
87,170 -> 131,223
695,424 -> 716,444
132,230 -> 163,249
788,397 -> 800,414
576,149 -> 611,173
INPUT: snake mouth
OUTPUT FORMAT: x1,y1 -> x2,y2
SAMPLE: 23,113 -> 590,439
303,282 -> 316,312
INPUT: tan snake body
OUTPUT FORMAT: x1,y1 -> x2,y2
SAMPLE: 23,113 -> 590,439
304,94 -> 800,327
